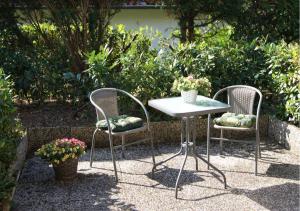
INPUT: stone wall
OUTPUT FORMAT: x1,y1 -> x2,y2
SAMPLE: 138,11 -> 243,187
27,116 -> 269,156
268,117 -> 300,155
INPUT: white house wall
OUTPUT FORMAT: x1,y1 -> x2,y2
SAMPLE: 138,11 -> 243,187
111,9 -> 178,47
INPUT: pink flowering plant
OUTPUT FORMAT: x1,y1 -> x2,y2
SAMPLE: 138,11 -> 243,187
172,75 -> 211,96
36,138 -> 86,165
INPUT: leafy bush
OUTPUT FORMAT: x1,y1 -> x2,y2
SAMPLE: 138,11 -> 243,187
0,70 -> 21,167
0,167 -> 15,201
158,31 -> 299,124
0,69 -> 22,201
0,23 -> 68,103
87,25 -> 174,105
0,23 -> 89,103
262,42 -> 300,124
0,23 -> 298,124
158,38 -> 265,92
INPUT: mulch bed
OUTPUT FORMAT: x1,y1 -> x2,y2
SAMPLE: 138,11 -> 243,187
16,101 -> 171,128
16,102 -> 95,128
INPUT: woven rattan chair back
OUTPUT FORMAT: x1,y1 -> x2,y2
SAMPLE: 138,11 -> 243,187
227,87 -> 256,115
90,89 -> 119,121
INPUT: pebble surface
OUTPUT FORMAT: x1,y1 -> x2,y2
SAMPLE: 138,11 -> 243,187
13,141 -> 299,211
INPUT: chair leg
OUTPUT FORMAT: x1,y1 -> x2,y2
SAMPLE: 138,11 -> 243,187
255,130 -> 260,176
150,132 -> 156,166
192,117 -> 198,171
220,129 -> 224,155
121,135 -> 125,159
207,115 -> 211,170
90,128 -> 98,168
257,130 -> 261,158
181,119 -> 185,155
109,135 -> 118,181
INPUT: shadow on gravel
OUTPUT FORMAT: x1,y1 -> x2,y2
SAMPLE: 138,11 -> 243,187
13,158 -> 137,211
147,166 -> 204,188
80,145 -> 159,162
231,183 -> 300,211
266,163 -> 300,180
245,183 -> 300,211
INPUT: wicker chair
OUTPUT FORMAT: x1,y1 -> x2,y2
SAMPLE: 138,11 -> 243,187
207,85 -> 263,175
89,88 -> 156,181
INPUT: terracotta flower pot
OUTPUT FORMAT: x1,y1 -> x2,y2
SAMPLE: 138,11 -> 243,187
0,198 -> 11,211
53,158 -> 78,182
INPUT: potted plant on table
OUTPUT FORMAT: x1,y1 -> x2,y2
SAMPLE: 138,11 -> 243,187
36,138 -> 86,182
172,75 -> 211,104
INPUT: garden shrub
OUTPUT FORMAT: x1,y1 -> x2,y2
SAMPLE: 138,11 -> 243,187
87,26 -> 174,106
0,167 -> 15,202
262,42 -> 300,124
0,69 -> 22,201
86,26 -> 299,123
0,22 -> 298,124
157,31 -> 299,124
0,23 -> 87,103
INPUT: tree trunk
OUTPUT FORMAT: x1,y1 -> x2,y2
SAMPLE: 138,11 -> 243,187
187,15 -> 195,42
179,16 -> 187,43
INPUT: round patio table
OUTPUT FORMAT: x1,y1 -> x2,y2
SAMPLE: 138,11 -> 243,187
148,95 -> 231,198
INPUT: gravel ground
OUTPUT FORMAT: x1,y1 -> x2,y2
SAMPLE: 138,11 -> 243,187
13,141 -> 299,211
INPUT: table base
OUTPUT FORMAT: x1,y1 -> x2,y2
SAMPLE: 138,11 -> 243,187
152,117 -> 227,198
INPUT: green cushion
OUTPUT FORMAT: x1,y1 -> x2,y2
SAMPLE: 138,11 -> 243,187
213,112 -> 256,128
96,115 -> 144,132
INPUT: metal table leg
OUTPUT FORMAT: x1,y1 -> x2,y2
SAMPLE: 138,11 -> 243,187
194,152 -> 227,189
153,116 -> 227,199
175,117 -> 190,198
192,117 -> 199,171
152,119 -> 185,174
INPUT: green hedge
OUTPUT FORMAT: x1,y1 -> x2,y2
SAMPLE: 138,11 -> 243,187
0,24 -> 299,124
0,69 -> 22,201
0,23 -> 72,103
87,27 -> 299,124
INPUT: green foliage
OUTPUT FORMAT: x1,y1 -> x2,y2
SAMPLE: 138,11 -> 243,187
0,21 -> 299,124
0,23 -> 69,103
0,69 -> 22,167
158,33 -> 267,93
159,30 -> 299,124
0,22 -> 93,103
0,166 -> 15,201
172,75 -> 211,96
86,26 -> 299,123
163,0 -> 241,42
164,0 -> 299,43
0,69 -> 22,201
87,25 -> 174,105
262,42 -> 300,123
231,0 -> 299,43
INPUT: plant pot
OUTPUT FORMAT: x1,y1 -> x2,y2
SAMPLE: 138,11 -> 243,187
53,158 -> 78,182
181,90 -> 198,104
0,198 -> 11,211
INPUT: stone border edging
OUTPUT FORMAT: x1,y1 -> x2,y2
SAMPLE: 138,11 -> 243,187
268,116 -> 300,155
26,116 -> 269,156
1,136 -> 28,211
